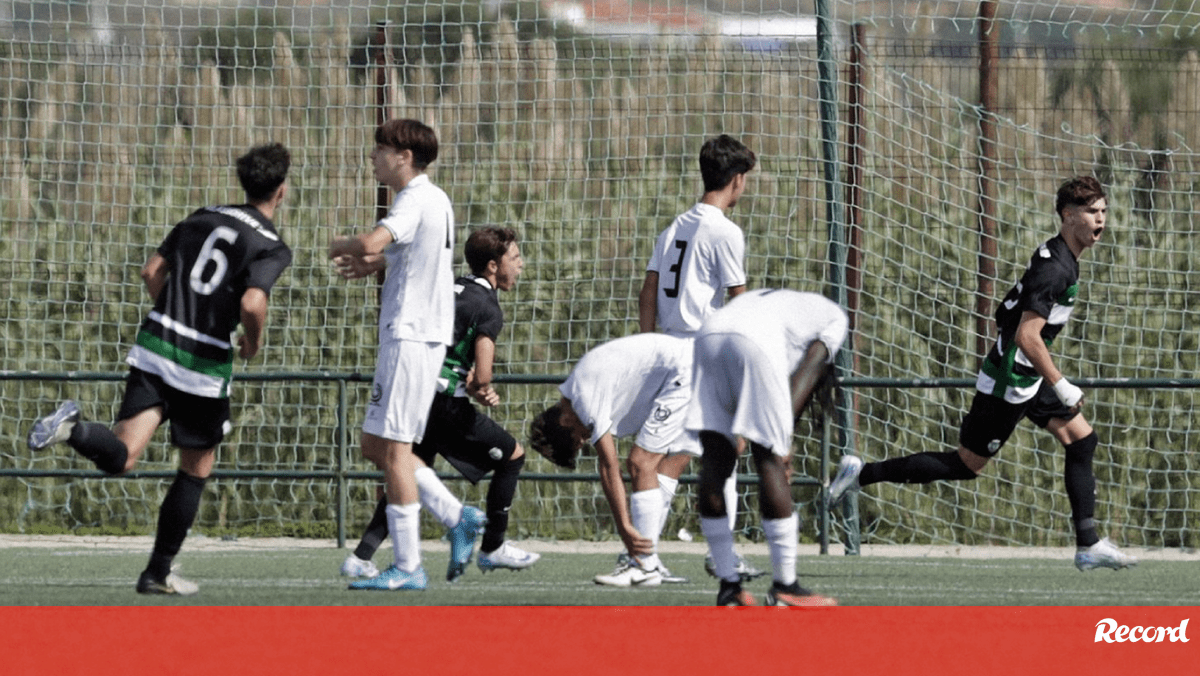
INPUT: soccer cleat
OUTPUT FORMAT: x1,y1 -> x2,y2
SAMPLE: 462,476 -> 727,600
340,554 -> 379,578
478,541 -> 541,572
827,454 -> 864,506
446,506 -> 487,582
765,580 -> 837,607
136,570 -> 199,596
1075,538 -> 1138,572
655,563 -> 689,584
27,400 -> 80,451
348,564 -> 428,591
594,560 -> 663,587
705,554 -> 766,582
716,579 -> 758,606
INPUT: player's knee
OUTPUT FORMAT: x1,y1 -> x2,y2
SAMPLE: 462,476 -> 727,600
510,442 -> 525,460
698,489 -> 726,519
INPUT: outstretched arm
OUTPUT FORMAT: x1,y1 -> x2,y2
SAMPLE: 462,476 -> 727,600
329,225 -> 394,260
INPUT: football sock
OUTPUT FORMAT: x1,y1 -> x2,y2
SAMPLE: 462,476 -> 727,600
631,488 -> 664,565
482,455 -> 524,553
67,422 -> 129,475
353,495 -> 389,561
1064,432 -> 1100,548
723,473 -> 738,531
700,516 -> 739,583
145,470 -> 206,580
386,502 -> 422,574
656,473 -> 679,537
859,450 -> 977,486
763,513 -> 799,586
415,466 -> 462,529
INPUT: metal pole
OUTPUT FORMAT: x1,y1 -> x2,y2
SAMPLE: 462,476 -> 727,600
977,1 -> 999,358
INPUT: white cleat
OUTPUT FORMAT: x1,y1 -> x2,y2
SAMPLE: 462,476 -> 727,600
27,400 -> 80,451
1075,538 -> 1138,571
478,542 -> 541,572
828,455 -> 864,506
594,560 -> 662,587
340,554 -> 380,578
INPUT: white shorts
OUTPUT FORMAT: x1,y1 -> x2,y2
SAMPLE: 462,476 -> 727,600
686,332 -> 794,457
635,380 -> 701,457
362,340 -> 447,443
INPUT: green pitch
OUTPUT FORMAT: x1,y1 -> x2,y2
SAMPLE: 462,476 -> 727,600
0,538 -> 1195,606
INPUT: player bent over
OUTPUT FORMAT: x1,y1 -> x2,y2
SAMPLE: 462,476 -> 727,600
530,333 -> 700,587
27,143 -> 294,595
336,226 -> 537,581
330,119 -> 464,591
689,289 -> 846,606
828,176 -> 1137,572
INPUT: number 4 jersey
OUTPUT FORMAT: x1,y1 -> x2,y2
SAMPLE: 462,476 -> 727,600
126,205 -> 293,399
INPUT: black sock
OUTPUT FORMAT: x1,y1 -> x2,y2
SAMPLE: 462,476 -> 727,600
68,422 -> 129,475
859,450 -> 978,486
1064,433 -> 1100,548
145,470 -> 206,580
482,455 -> 524,553
353,495 -> 389,561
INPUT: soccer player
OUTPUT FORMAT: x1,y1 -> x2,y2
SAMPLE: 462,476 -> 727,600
638,132 -> 763,582
688,288 -> 847,606
329,119 -> 469,591
529,333 -> 699,587
828,175 -> 1138,572
335,226 -> 538,581
26,142 -> 294,595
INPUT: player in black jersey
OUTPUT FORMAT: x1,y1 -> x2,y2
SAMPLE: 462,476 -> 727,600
828,176 -> 1137,571
27,143 -> 293,595
336,226 -> 539,579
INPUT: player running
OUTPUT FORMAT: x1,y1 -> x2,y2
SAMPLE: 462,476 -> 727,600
335,226 -> 537,582
828,175 -> 1138,572
27,143 -> 294,595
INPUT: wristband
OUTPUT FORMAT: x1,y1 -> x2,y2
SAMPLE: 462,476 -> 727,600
1052,378 -> 1083,407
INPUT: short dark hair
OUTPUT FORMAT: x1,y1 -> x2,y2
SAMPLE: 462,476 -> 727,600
375,119 -> 439,169
464,226 -> 518,276
1055,176 -> 1106,218
236,143 -> 290,203
699,134 -> 757,193
529,403 -> 580,469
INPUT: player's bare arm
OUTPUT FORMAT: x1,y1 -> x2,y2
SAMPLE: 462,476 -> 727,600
726,284 -> 746,300
467,335 -> 500,407
1014,310 -> 1082,411
637,271 -> 659,332
329,225 -> 394,260
332,252 -> 386,280
789,341 -> 832,419
140,253 -> 169,301
238,288 -> 269,359
595,433 -> 653,556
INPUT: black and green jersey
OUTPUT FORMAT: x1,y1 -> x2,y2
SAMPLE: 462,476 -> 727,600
125,204 -> 292,399
979,234 -> 1079,402
438,275 -> 504,397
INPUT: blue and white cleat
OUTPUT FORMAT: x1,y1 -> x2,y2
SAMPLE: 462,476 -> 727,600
827,455 -> 864,507
347,564 -> 428,591
447,506 -> 487,582
478,541 -> 540,572
27,400 -> 80,451
1075,538 -> 1138,571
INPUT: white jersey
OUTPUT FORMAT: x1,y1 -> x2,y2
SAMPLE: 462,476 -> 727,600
646,203 -> 746,337
559,333 -> 696,453
377,174 -> 455,345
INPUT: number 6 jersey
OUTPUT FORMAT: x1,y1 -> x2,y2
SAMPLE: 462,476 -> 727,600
126,204 -> 293,399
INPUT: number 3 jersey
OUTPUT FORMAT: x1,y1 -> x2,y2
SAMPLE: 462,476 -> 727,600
646,203 -> 746,337
978,233 -> 1079,403
126,205 -> 293,399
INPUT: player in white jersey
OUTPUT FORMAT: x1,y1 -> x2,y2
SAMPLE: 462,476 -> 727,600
27,143 -> 293,596
329,119 -> 468,592
687,289 -> 847,606
530,333 -> 700,587
638,133 -> 762,581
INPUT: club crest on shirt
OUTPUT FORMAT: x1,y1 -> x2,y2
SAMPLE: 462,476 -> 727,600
653,406 -> 671,422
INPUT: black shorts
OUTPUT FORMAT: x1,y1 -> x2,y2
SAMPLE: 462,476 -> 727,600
117,368 -> 231,450
958,379 -> 1078,457
415,393 -> 517,484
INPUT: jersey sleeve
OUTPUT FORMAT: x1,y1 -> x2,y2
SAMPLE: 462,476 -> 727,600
713,225 -> 747,288
645,229 -> 667,274
245,244 -> 293,295
377,190 -> 421,245
1018,256 -> 1066,320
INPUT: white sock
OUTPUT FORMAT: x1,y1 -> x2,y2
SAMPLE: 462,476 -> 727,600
631,489 -> 663,569
415,466 -> 462,529
656,473 -> 679,536
763,513 -> 799,586
386,502 -> 422,573
700,516 -> 739,583
724,474 -> 738,532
